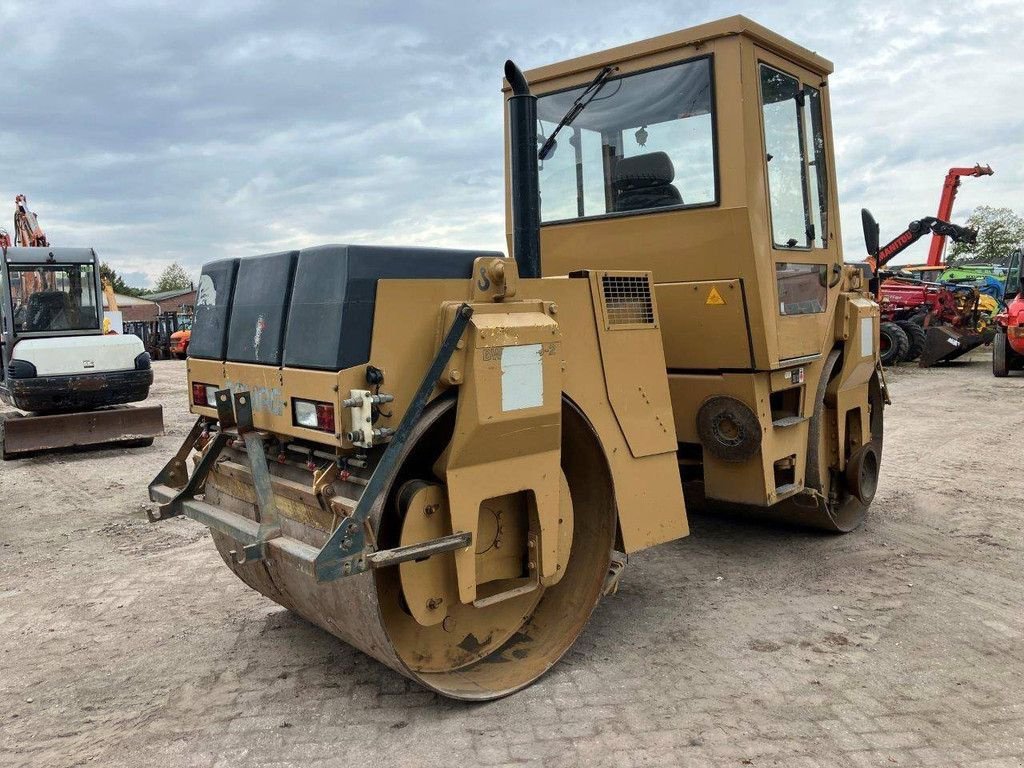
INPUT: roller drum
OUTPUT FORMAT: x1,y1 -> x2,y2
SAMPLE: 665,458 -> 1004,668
203,398 -> 615,700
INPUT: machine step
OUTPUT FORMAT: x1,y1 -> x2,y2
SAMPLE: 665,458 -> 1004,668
774,482 -> 801,498
771,415 -> 807,428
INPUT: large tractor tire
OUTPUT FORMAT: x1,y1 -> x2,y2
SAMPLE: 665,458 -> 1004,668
777,350 -> 884,533
879,321 -> 909,367
896,320 -> 926,362
205,396 -> 616,700
993,332 -> 1010,377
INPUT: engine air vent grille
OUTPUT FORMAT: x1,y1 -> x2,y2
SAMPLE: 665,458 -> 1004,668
601,274 -> 655,327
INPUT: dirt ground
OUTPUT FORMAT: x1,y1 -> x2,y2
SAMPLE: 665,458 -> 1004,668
1,354 -> 1023,768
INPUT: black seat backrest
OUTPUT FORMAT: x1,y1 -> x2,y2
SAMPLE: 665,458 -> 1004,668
188,257 -> 240,360
283,244 -> 489,370
613,151 -> 683,213
27,290 -> 72,331
225,251 -> 300,365
192,244 -> 496,369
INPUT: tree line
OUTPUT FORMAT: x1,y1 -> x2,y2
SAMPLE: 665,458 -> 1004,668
947,206 -> 1024,266
99,261 -> 194,297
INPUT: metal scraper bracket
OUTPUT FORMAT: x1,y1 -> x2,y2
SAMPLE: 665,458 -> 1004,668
313,304 -> 475,581
147,304 -> 475,583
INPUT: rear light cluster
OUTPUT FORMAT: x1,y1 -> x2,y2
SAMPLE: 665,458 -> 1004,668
191,382 -> 220,407
293,398 -> 336,433
191,384 -> 335,434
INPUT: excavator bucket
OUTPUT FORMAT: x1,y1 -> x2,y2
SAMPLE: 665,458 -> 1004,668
918,326 -> 991,368
1,405 -> 164,459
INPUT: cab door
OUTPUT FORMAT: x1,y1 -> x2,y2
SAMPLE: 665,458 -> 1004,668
1006,249 -> 1022,302
756,48 -> 837,362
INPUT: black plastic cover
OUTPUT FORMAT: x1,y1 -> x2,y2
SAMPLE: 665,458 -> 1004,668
188,257 -> 240,361
226,251 -> 299,365
282,245 -> 493,370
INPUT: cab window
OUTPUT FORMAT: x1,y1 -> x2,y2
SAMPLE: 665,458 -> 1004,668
536,56 -> 716,223
1007,250 -> 1022,297
7,263 -> 99,333
760,64 -> 829,249
776,262 -> 827,315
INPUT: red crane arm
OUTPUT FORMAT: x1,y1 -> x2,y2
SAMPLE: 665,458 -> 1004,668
927,164 -> 993,266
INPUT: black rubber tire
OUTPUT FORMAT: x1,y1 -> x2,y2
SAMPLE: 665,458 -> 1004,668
879,321 -> 909,367
777,349 -> 884,533
897,320 -> 926,362
993,332 -> 1010,377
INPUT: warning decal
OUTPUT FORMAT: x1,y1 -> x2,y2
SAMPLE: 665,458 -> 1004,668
706,287 -> 726,306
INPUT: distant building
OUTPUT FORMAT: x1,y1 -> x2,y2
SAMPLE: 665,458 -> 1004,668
101,284 -> 197,323
102,292 -> 159,322
145,285 -> 197,316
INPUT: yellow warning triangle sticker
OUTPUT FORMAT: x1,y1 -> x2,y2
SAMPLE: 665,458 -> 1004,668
706,287 -> 726,306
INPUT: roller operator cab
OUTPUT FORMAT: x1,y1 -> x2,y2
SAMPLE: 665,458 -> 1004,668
516,15 -> 884,529
151,16 -> 884,701
0,247 -> 153,412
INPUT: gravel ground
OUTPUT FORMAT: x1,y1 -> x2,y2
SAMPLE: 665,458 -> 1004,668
1,354 -> 1023,768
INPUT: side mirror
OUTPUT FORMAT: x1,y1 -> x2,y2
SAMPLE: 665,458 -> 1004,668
861,208 -> 880,258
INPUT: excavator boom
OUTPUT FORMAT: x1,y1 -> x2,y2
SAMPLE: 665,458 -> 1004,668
13,194 -> 49,248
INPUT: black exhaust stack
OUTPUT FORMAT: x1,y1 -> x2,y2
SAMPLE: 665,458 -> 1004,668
504,60 -> 541,279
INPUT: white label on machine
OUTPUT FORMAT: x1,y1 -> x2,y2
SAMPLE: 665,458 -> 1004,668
501,344 -> 543,411
860,317 -> 874,358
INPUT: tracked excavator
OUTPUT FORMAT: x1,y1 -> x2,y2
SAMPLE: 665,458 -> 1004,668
149,17 -> 885,699
0,196 -> 163,458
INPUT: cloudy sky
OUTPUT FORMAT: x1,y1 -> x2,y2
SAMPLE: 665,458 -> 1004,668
2,0 -> 1022,287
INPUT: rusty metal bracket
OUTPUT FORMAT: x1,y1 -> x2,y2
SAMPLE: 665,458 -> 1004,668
150,309 -> 475,581
147,392 -> 237,521
228,391 -> 282,564
313,303 -> 474,582
147,416 -> 204,495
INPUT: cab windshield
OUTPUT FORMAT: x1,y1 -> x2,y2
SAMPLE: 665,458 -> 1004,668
536,56 -> 716,223
7,263 -> 100,334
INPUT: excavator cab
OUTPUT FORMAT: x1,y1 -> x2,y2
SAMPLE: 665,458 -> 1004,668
0,247 -> 163,457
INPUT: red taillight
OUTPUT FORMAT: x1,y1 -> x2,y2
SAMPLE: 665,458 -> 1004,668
293,398 -> 336,432
192,382 -> 208,406
316,403 -> 336,433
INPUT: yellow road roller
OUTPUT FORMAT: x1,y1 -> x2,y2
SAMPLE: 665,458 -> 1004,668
149,16 -> 885,700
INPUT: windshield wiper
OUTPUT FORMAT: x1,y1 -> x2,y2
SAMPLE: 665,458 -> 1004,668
538,65 -> 618,161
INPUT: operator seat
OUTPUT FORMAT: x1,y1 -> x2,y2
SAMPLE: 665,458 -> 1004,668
26,291 -> 72,331
613,151 -> 683,212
